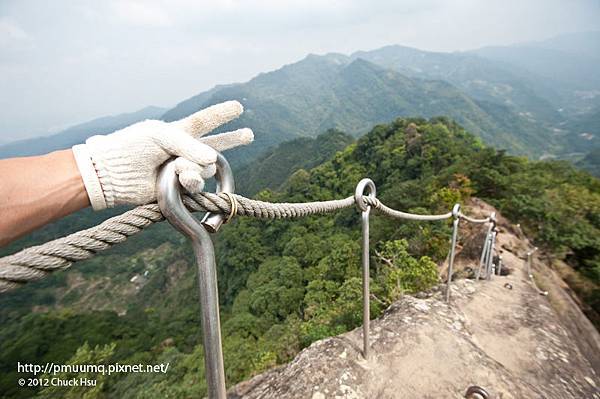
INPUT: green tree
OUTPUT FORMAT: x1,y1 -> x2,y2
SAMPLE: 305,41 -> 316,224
38,342 -> 115,399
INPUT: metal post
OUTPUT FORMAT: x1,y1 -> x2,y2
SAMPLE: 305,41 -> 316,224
481,213 -> 496,281
485,232 -> 492,280
355,178 -> 376,360
157,154 -> 233,399
475,216 -> 494,281
480,232 -> 492,280
446,204 -> 460,302
527,247 -> 538,279
526,247 -> 547,296
486,230 -> 497,281
497,255 -> 503,276
485,234 -> 492,278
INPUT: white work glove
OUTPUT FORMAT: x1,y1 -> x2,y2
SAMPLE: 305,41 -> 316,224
72,100 -> 253,210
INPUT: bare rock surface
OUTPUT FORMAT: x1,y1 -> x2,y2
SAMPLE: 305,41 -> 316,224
229,201 -> 600,399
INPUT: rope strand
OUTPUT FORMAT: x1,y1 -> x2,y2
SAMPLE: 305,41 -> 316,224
0,191 -> 489,293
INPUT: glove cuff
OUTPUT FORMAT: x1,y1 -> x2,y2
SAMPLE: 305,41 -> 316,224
72,144 -> 108,210
84,134 -> 157,208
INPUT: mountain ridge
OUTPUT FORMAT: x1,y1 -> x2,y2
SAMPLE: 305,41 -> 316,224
1,32 -> 598,169
161,53 -> 568,164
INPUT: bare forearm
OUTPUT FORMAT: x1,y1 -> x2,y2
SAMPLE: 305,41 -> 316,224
0,149 -> 89,246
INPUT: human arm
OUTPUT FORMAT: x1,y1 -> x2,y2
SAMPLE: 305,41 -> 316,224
0,100 -> 253,247
0,149 -> 89,246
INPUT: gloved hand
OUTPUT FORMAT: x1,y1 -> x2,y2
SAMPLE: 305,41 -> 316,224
72,100 -> 253,210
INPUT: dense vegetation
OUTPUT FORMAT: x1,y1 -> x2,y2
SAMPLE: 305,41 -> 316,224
0,118 -> 598,397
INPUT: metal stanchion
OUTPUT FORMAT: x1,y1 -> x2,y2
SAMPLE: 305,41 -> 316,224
527,247 -> 538,278
157,154 -> 233,399
355,178 -> 376,360
486,230 -> 497,280
526,247 -> 547,295
476,231 -> 491,281
497,255 -> 503,276
476,213 -> 495,281
446,204 -> 461,302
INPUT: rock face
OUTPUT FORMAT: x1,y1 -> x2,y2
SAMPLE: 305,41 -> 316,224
229,202 -> 600,399
230,281 -> 598,398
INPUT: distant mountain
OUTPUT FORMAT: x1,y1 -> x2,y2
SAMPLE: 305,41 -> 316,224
0,106 -> 166,159
533,31 -> 600,59
163,53 -> 570,163
577,148 -> 600,177
567,107 -> 600,173
471,31 -> 600,113
467,32 -> 600,160
569,106 -> 600,142
351,45 -> 562,123
473,45 -> 600,93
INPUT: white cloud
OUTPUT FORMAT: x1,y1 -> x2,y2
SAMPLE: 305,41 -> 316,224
0,0 -> 598,141
0,18 -> 30,46
112,1 -> 172,27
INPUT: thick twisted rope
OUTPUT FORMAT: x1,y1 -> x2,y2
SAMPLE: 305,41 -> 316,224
0,192 -> 486,293
458,212 -> 491,224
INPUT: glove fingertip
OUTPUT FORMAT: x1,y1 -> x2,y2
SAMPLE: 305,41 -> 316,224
225,100 -> 243,114
200,163 -> 217,179
173,100 -> 244,138
238,128 -> 254,144
164,129 -> 218,165
179,171 -> 205,194
192,144 -> 218,165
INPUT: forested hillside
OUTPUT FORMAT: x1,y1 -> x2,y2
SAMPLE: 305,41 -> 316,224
578,147 -> 600,177
234,129 -> 354,195
352,45 -> 562,122
1,118 -> 598,398
162,54 -> 572,165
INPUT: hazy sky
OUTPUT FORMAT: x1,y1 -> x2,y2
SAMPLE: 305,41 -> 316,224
1,0 -> 599,142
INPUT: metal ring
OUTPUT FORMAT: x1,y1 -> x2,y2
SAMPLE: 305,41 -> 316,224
354,178 -> 376,212
223,192 -> 237,224
452,203 -> 461,219
465,385 -> 490,399
201,153 -> 235,233
157,153 -> 235,235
